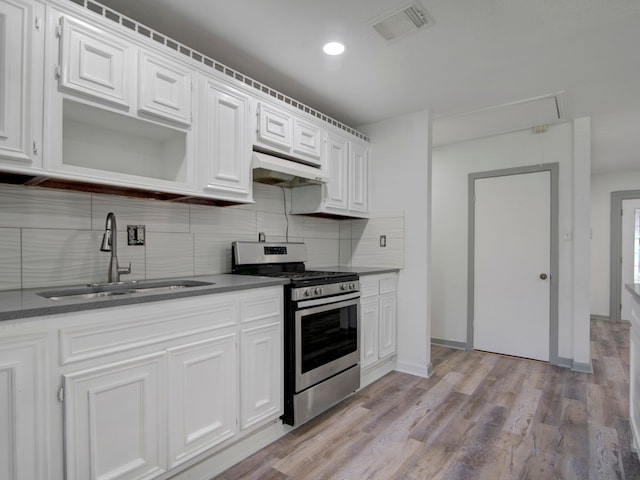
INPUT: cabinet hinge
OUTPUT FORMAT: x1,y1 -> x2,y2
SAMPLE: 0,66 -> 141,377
33,141 -> 38,155
57,386 -> 64,403
35,16 -> 41,31
55,65 -> 61,80
55,23 -> 63,39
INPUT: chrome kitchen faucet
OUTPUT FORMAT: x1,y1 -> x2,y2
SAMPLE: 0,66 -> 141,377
100,212 -> 132,283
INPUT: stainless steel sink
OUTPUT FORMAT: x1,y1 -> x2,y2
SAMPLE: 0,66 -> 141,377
37,280 -> 215,301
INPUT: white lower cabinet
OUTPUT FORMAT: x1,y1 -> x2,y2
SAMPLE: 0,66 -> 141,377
240,322 -> 281,429
56,285 -> 282,480
167,334 -> 237,468
359,273 -> 398,380
63,353 -> 167,480
0,334 -> 48,480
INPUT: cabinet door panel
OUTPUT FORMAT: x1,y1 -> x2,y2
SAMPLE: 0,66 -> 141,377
257,103 -> 292,150
138,51 -> 192,125
349,142 -> 369,215
293,119 -> 322,165
240,322 -> 282,429
201,80 -> 251,200
324,133 -> 349,210
63,353 -> 166,480
0,0 -> 34,163
59,16 -> 132,109
0,336 -> 47,480
379,293 -> 397,359
167,334 -> 237,468
360,297 -> 379,369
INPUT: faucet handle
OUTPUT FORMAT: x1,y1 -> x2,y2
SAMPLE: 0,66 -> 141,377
118,262 -> 132,276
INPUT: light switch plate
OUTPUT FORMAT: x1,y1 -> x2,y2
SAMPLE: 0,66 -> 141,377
127,225 -> 145,246
380,235 -> 387,247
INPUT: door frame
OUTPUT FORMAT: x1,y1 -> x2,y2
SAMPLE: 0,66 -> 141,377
467,163 -> 559,364
609,190 -> 640,321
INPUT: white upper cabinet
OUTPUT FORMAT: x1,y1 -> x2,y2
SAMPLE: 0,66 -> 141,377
290,134 -> 370,218
199,78 -> 252,202
58,15 -> 133,110
257,103 -> 293,151
256,102 -> 323,167
348,140 -> 369,216
324,133 -> 349,211
292,118 -> 323,162
0,0 -> 43,168
138,50 -> 192,126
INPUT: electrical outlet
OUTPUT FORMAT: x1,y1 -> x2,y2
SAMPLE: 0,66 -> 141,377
127,225 -> 145,246
380,235 -> 387,247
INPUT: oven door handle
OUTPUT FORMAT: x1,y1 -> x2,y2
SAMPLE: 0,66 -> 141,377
296,291 -> 361,309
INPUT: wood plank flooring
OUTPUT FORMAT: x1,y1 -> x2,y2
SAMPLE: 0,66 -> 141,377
214,320 -> 640,479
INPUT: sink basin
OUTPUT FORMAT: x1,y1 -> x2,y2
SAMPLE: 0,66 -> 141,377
37,280 -> 215,301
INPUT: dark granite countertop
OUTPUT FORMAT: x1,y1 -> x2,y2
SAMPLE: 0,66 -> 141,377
0,274 -> 288,322
316,266 -> 401,276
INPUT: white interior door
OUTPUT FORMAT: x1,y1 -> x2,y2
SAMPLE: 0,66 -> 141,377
621,200 -> 640,321
473,171 -> 551,361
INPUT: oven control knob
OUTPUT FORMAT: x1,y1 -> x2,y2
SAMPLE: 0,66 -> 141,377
304,289 -> 312,297
349,282 -> 356,290
315,287 -> 323,296
340,283 -> 348,291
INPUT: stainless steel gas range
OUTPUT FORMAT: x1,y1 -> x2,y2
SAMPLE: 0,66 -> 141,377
232,241 -> 360,426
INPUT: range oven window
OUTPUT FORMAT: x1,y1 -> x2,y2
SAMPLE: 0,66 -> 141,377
300,302 -> 358,374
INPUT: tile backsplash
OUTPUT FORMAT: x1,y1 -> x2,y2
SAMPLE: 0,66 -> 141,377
0,182 -> 405,291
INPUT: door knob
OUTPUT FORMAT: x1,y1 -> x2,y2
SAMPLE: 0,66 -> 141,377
539,273 -> 548,280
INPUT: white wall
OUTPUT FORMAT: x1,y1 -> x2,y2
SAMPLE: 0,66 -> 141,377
590,170 -> 640,317
431,122 -> 584,362
360,110 -> 432,378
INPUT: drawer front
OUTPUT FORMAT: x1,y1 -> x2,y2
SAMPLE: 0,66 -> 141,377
379,274 -> 398,294
240,287 -> 283,324
359,277 -> 380,298
59,294 -> 238,365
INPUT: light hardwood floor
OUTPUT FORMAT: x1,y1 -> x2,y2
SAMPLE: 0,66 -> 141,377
214,320 -> 640,479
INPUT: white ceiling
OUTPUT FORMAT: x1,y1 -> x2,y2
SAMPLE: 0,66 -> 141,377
97,0 -> 640,174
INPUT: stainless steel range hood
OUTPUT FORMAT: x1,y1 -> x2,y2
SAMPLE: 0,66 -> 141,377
252,151 -> 328,187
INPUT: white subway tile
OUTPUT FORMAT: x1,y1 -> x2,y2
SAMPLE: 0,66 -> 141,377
253,183 -> 289,214
351,237 -> 404,268
145,232 -> 194,279
352,216 -> 404,239
190,204 -> 256,237
0,184 -> 91,230
303,216 -> 340,239
339,239 -> 352,267
0,228 -> 21,290
22,229 -> 103,288
92,194 -> 190,233
305,238 -> 340,268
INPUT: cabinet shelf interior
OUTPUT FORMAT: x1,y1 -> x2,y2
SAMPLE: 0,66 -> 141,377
62,99 -> 188,182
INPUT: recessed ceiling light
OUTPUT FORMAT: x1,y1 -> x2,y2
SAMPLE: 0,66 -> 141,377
323,42 -> 345,56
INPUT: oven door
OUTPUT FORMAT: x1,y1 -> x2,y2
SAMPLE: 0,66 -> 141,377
295,293 -> 360,392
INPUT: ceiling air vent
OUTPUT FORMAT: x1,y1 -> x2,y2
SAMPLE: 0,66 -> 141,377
370,3 -> 433,41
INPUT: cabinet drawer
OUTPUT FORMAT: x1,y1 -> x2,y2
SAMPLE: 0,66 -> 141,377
59,295 -> 237,365
380,275 -> 397,294
359,278 -> 380,298
240,287 -> 283,324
